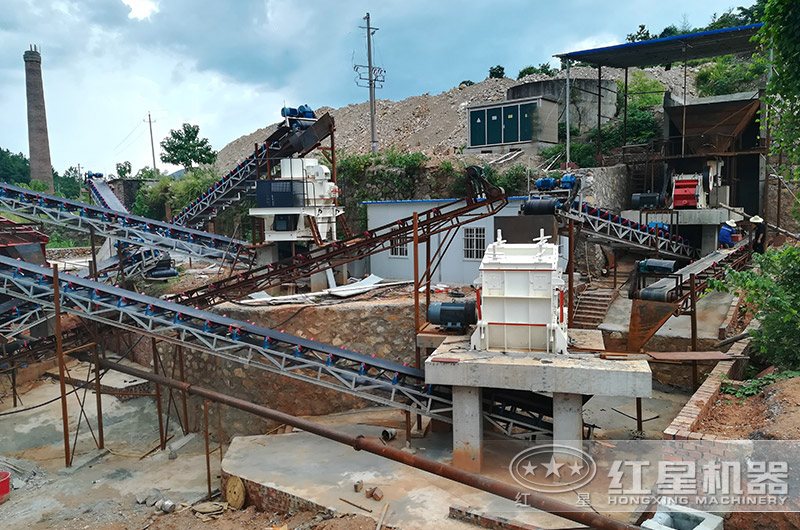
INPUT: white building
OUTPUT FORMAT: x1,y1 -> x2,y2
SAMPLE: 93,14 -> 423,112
364,197 -> 568,285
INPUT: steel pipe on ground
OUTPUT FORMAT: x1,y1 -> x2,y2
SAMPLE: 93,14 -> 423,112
80,355 -> 639,530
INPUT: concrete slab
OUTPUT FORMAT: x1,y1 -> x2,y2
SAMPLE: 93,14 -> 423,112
0,378 -> 214,529
599,291 -> 734,340
620,208 -> 743,226
568,328 -> 605,351
221,426 -> 596,530
425,337 -> 652,398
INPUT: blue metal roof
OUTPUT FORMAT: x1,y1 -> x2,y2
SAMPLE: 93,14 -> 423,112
556,23 -> 763,68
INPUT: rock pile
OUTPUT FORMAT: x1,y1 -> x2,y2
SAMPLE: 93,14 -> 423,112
0,456 -> 48,491
215,65 -> 705,173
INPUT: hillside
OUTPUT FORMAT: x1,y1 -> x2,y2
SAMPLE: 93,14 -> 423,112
215,65 -> 702,173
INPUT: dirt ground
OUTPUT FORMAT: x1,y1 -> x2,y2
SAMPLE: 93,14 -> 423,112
141,506 -> 376,530
698,376 -> 800,440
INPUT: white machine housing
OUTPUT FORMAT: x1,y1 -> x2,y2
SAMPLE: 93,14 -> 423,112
249,158 -> 343,243
470,229 -> 569,354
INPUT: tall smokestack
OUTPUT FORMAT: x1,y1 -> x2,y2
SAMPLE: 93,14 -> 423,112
23,45 -> 54,192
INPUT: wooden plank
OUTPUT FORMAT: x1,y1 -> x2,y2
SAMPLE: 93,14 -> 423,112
647,351 -> 731,362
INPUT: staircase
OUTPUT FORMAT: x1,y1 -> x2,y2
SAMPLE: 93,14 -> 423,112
572,288 -> 618,329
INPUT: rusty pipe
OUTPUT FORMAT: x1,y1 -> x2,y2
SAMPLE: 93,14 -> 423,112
82,355 -> 638,530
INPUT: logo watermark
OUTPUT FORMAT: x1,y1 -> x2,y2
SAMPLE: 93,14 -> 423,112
508,443 -> 597,493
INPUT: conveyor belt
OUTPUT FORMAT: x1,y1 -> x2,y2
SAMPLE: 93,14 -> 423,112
168,169 -> 507,308
88,179 -> 128,213
172,114 -> 335,228
0,182 -> 252,266
638,240 -> 750,302
562,200 -> 699,260
0,254 -> 555,437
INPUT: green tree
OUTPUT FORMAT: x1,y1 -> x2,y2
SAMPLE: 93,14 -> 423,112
757,0 -> 800,179
135,166 -> 166,180
517,63 -> 557,79
711,247 -> 800,369
23,179 -> 49,192
159,123 -> 216,170
53,166 -> 82,199
116,161 -> 132,179
460,80 -> 474,87
488,65 -> 505,79
626,24 -> 653,42
0,148 -> 31,185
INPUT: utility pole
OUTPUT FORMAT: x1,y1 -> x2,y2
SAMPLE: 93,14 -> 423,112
355,13 -> 385,154
146,112 -> 157,170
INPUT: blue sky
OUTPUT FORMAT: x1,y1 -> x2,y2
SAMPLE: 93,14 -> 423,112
0,0 -> 741,176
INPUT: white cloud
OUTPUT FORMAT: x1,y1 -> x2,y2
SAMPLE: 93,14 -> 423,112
121,0 -> 158,20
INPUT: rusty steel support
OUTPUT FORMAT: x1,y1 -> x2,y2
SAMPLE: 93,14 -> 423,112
87,357 -> 637,530
413,212 -> 420,334
53,265 -> 71,468
203,400 -> 213,500
93,343 -> 104,449
690,274 -> 698,353
116,243 -> 126,287
425,235 -> 431,313
89,225 -> 99,281
568,219 -> 575,328
177,345 -> 189,434
152,338 -> 166,450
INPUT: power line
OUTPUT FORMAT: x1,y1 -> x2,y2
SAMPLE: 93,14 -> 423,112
113,121 -> 143,150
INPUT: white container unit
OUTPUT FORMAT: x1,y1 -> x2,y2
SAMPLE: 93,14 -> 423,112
471,229 -> 568,354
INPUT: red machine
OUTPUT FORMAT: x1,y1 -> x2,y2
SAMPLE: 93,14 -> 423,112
670,173 -> 712,209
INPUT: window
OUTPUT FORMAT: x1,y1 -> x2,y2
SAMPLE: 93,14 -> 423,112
390,237 -> 408,257
464,227 -> 486,260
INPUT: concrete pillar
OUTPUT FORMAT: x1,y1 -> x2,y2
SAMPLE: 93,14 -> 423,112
452,386 -> 482,472
700,225 -> 718,255
310,271 -> 328,292
552,392 -> 583,449
23,46 -> 53,192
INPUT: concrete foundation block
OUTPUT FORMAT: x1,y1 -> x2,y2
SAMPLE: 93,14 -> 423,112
641,503 -> 723,530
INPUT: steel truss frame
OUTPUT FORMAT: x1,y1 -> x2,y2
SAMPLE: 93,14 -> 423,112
0,256 -> 551,437
562,203 -> 699,260
170,173 -> 509,308
0,183 -> 251,266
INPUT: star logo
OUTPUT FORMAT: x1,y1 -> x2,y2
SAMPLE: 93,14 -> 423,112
568,462 -> 584,476
521,461 -> 537,476
542,455 -> 564,478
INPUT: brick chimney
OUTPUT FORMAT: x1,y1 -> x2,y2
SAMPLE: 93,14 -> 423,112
23,45 -> 54,192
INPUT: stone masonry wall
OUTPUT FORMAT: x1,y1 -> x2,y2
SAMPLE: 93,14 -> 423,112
127,298 -> 419,440
572,164 -> 630,277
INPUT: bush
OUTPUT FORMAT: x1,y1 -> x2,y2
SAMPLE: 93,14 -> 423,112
335,149 -> 429,231
616,71 -> 665,110
558,122 -> 581,142
586,108 -> 662,151
540,142 -> 597,169
497,164 -> 529,196
710,246 -> 800,369
460,80 -> 474,87
696,55 -> 767,97
488,65 -> 505,79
